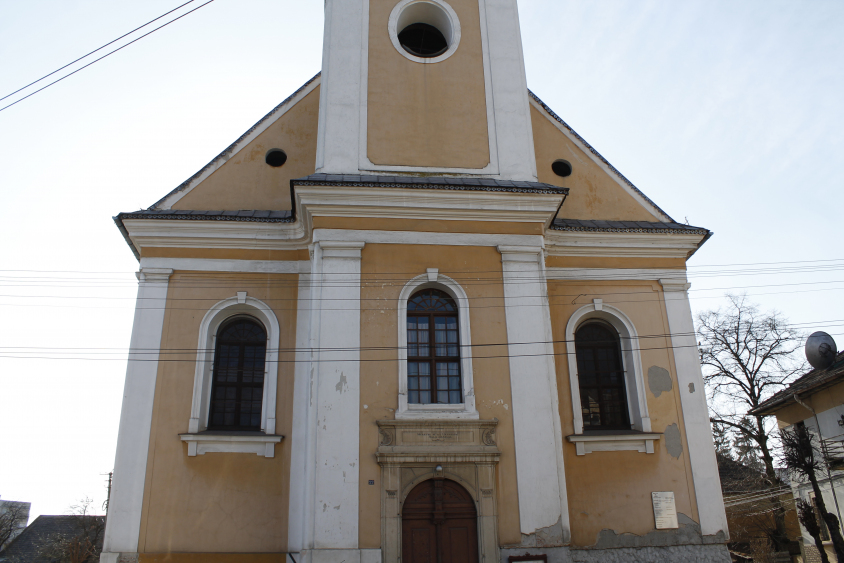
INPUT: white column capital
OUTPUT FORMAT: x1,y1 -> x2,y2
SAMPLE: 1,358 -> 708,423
137,268 -> 173,283
318,241 -> 365,259
497,245 -> 543,262
659,278 -> 691,293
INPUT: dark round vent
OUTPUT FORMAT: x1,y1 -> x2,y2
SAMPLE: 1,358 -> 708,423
552,159 -> 572,177
398,23 -> 448,58
265,149 -> 287,167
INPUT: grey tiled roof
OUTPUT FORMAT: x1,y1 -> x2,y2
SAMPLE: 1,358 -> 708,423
552,218 -> 710,235
751,351 -> 844,416
0,515 -> 104,562
292,174 -> 569,194
529,90 -> 675,222
117,209 -> 294,222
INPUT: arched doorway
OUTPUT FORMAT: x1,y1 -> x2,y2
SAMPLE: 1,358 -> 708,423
402,479 -> 479,563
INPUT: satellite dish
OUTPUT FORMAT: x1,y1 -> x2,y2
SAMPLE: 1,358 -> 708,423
805,331 -> 838,370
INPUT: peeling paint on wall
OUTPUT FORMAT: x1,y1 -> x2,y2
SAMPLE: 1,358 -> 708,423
519,516 -> 568,547
648,366 -> 672,398
335,372 -> 347,394
664,424 -> 683,459
588,513 -> 727,550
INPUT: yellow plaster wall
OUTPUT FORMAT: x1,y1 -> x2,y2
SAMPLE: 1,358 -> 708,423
531,105 -> 660,222
172,86 -> 320,211
547,280 -> 699,546
366,0 -> 490,168
311,216 -> 543,236
137,272 -> 299,553
357,244 -> 522,547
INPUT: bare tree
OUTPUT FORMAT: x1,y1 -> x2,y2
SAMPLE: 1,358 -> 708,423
697,294 -> 805,551
37,498 -> 105,563
0,501 -> 29,551
796,498 -> 830,563
781,424 -> 844,561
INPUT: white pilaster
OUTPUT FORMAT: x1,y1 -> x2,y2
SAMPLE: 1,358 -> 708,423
301,240 -> 365,559
288,261 -> 313,553
659,279 -> 729,538
100,268 -> 172,560
498,246 -> 570,543
316,0 -> 364,174
483,0 -> 538,181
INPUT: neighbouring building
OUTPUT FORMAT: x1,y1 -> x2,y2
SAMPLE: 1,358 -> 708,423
752,349 -> 844,563
0,497 -> 30,552
0,515 -> 104,563
101,1 -> 729,562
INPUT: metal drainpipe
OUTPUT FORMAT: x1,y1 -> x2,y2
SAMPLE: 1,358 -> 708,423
793,393 -> 844,526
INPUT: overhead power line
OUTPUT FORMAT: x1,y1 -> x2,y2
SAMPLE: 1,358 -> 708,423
0,0 -> 198,104
0,0 -> 216,113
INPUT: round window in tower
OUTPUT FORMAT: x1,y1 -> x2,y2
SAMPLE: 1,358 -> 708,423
389,0 -> 461,64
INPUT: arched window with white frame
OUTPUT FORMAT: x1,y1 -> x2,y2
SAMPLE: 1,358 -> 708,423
180,293 -> 283,457
565,302 -> 652,435
397,270 -> 477,420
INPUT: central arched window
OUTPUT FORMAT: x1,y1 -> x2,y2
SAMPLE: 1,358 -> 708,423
208,317 -> 267,430
407,288 -> 462,405
574,322 -> 631,430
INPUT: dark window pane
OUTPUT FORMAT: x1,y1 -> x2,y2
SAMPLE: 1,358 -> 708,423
575,322 -> 630,430
208,317 -> 267,431
406,289 -> 462,406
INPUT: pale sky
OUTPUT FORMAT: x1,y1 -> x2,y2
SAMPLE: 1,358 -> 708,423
0,0 -> 841,522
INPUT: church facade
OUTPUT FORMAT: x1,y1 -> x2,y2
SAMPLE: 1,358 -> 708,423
101,1 -> 730,562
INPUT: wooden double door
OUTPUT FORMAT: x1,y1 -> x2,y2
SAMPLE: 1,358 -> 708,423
402,479 -> 479,563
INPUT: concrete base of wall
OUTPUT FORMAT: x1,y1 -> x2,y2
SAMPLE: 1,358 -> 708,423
299,549 -> 382,563
100,554 -> 139,563
500,544 -> 730,563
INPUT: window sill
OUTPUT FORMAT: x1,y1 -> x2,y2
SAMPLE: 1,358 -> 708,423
179,431 -> 283,458
397,404 -> 479,420
567,431 -> 661,456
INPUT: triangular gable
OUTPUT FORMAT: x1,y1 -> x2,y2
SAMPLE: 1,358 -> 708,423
529,91 -> 674,223
153,73 -> 321,211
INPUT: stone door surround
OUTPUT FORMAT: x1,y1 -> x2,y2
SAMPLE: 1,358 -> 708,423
376,419 -> 501,563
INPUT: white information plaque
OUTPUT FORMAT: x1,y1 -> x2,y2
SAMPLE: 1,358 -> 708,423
651,491 -> 679,529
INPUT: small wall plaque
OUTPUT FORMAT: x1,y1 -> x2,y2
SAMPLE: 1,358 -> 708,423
368,480 -> 375,485
651,491 -> 679,529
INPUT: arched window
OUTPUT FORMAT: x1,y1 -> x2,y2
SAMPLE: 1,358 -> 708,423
407,288 -> 462,405
574,322 -> 631,430
208,316 -> 267,430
